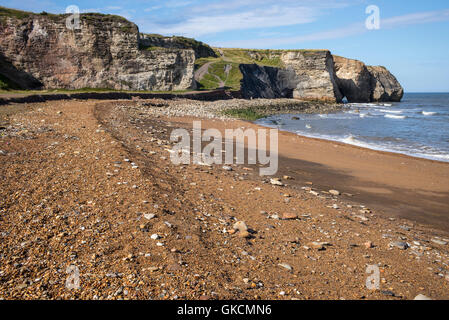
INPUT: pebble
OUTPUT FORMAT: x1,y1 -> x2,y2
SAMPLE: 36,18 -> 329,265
381,290 -> 395,297
414,294 -> 432,300
233,221 -> 248,232
148,267 -> 159,272
431,239 -> 447,246
329,190 -> 340,196
0,150 -> 7,156
278,263 -> 293,271
150,234 -> 160,240
270,178 -> 284,186
143,213 -> 156,220
364,241 -> 374,249
222,166 -> 233,171
389,241 -> 408,250
308,242 -> 330,250
282,212 -> 298,220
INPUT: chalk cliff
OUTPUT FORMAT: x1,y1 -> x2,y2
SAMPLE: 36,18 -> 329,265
367,66 -> 404,102
279,50 -> 343,103
0,8 -> 196,91
239,52 -> 403,103
334,56 -> 404,102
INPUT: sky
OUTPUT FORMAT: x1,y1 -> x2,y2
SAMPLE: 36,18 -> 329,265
2,0 -> 449,92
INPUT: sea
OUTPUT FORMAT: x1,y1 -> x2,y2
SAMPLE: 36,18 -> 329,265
255,93 -> 449,162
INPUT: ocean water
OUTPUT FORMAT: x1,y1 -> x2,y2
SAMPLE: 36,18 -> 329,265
256,93 -> 449,162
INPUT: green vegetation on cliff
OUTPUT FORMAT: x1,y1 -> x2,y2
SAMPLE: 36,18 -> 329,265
222,107 -> 265,120
195,48 -> 287,90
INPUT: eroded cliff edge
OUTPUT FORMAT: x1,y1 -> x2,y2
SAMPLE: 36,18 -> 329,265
334,56 -> 404,102
0,9 -> 196,91
239,52 -> 403,103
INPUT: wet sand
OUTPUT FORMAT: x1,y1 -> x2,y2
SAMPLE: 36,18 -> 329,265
168,116 -> 449,232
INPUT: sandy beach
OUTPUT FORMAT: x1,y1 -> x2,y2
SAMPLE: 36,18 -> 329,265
169,116 -> 449,232
1,99 -> 448,300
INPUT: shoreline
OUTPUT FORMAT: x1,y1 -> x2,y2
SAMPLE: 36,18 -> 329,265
158,113 -> 449,233
255,121 -> 449,165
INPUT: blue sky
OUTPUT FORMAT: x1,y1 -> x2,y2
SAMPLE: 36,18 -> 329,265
2,0 -> 449,92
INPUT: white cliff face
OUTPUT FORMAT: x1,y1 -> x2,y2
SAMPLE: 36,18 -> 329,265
0,13 -> 196,91
280,50 -> 343,103
334,56 -> 403,103
367,66 -> 404,102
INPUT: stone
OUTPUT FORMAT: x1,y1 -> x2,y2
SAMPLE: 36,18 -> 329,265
233,221 -> 248,232
148,267 -> 159,272
150,233 -> 160,240
329,190 -> 340,196
270,178 -> 284,186
414,294 -> 432,300
282,212 -> 298,220
431,239 -> 447,246
278,263 -> 293,271
381,290 -> 395,297
0,150 -> 7,156
364,241 -> 374,249
143,213 -> 156,220
389,241 -> 408,250
308,242 -> 330,250
222,166 -> 233,171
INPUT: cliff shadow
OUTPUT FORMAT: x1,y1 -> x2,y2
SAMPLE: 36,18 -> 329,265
0,53 -> 43,90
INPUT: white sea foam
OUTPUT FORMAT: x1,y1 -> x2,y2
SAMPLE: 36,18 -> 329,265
422,111 -> 437,116
379,109 -> 403,114
385,114 -> 406,119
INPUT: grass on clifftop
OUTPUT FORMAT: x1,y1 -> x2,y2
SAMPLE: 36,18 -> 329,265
0,6 -> 135,29
195,48 -> 289,91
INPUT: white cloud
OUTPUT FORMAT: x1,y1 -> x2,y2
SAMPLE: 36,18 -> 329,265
138,0 -> 352,37
214,8 -> 449,48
